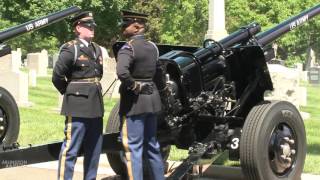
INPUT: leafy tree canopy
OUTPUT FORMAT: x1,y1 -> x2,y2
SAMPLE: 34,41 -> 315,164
0,0 -> 319,66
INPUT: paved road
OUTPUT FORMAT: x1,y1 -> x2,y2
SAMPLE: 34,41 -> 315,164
0,155 -> 319,180
0,155 -> 118,180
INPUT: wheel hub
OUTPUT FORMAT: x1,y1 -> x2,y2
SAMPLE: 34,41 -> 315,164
0,107 -> 8,141
269,123 -> 297,176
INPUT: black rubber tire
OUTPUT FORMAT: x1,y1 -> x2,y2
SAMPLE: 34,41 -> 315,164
240,101 -> 306,180
105,101 -> 171,176
0,87 -> 20,145
105,101 -> 126,176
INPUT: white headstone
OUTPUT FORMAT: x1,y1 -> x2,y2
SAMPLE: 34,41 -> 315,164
295,63 -> 303,72
28,69 -> 37,87
41,49 -> 49,69
52,53 -> 59,69
205,0 -> 228,40
0,51 -> 21,73
26,52 -> 48,76
295,63 -> 307,82
301,71 -> 308,82
100,46 -> 109,61
264,64 -> 306,109
297,87 -> 307,106
305,48 -> 316,70
11,50 -> 22,72
100,58 -> 120,99
0,53 -> 30,106
0,54 -> 13,73
0,71 -> 29,107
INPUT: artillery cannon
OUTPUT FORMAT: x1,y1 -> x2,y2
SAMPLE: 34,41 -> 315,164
107,4 -> 320,180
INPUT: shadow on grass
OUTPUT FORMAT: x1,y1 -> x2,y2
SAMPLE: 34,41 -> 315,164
307,143 -> 320,156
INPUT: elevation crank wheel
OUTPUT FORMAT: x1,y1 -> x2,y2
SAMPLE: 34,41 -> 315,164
0,87 -> 20,145
240,101 -> 306,180
105,101 -> 171,176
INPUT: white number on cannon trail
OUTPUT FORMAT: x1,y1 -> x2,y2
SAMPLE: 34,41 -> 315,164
231,138 -> 240,149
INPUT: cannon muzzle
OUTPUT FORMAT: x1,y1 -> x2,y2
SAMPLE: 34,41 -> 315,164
256,4 -> 320,46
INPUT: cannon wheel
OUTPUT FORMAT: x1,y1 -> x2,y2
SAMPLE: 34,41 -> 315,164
105,101 -> 171,176
0,87 -> 20,145
240,101 -> 306,180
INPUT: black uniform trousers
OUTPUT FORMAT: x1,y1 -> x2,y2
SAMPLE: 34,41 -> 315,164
57,116 -> 103,180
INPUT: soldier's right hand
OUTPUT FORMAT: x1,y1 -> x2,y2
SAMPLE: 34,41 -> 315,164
132,82 -> 154,95
131,81 -> 141,95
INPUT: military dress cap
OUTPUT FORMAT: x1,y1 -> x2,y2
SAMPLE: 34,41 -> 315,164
121,10 -> 148,28
71,11 -> 97,28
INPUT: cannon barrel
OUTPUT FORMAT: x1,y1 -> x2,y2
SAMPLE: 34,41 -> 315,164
0,6 -> 81,43
256,4 -> 320,47
194,22 -> 261,60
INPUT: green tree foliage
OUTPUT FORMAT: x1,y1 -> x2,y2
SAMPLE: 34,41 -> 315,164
1,0 -> 320,66
226,0 -> 320,66
0,0 -> 127,55
145,0 -> 208,45
117,0 -> 208,46
0,0 -> 208,53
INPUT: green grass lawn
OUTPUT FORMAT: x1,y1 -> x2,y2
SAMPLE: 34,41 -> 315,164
17,73 -> 320,174
18,74 -> 117,146
300,83 -> 320,174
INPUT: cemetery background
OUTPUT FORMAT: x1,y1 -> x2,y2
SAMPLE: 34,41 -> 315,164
0,0 -> 320,176
1,0 -> 320,67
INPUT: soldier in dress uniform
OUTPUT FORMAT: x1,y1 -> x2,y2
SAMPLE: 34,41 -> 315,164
116,10 -> 167,180
52,11 -> 104,180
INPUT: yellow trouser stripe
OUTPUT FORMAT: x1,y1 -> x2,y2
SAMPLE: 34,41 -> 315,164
59,116 -> 72,179
122,116 -> 134,180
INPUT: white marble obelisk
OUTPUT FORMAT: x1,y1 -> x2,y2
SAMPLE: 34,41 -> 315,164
205,0 -> 228,40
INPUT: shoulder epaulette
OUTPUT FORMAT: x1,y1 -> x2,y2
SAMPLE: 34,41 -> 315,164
66,40 -> 78,47
121,42 -> 133,50
58,40 -> 79,64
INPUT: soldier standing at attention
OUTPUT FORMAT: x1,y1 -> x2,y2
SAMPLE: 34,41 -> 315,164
116,10 -> 167,180
52,11 -> 104,180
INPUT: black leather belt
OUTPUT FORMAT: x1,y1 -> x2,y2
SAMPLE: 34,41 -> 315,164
134,78 -> 153,82
70,77 -> 100,84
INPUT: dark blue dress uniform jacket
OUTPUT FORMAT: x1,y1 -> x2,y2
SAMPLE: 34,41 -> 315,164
116,35 -> 166,116
52,39 -> 104,118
